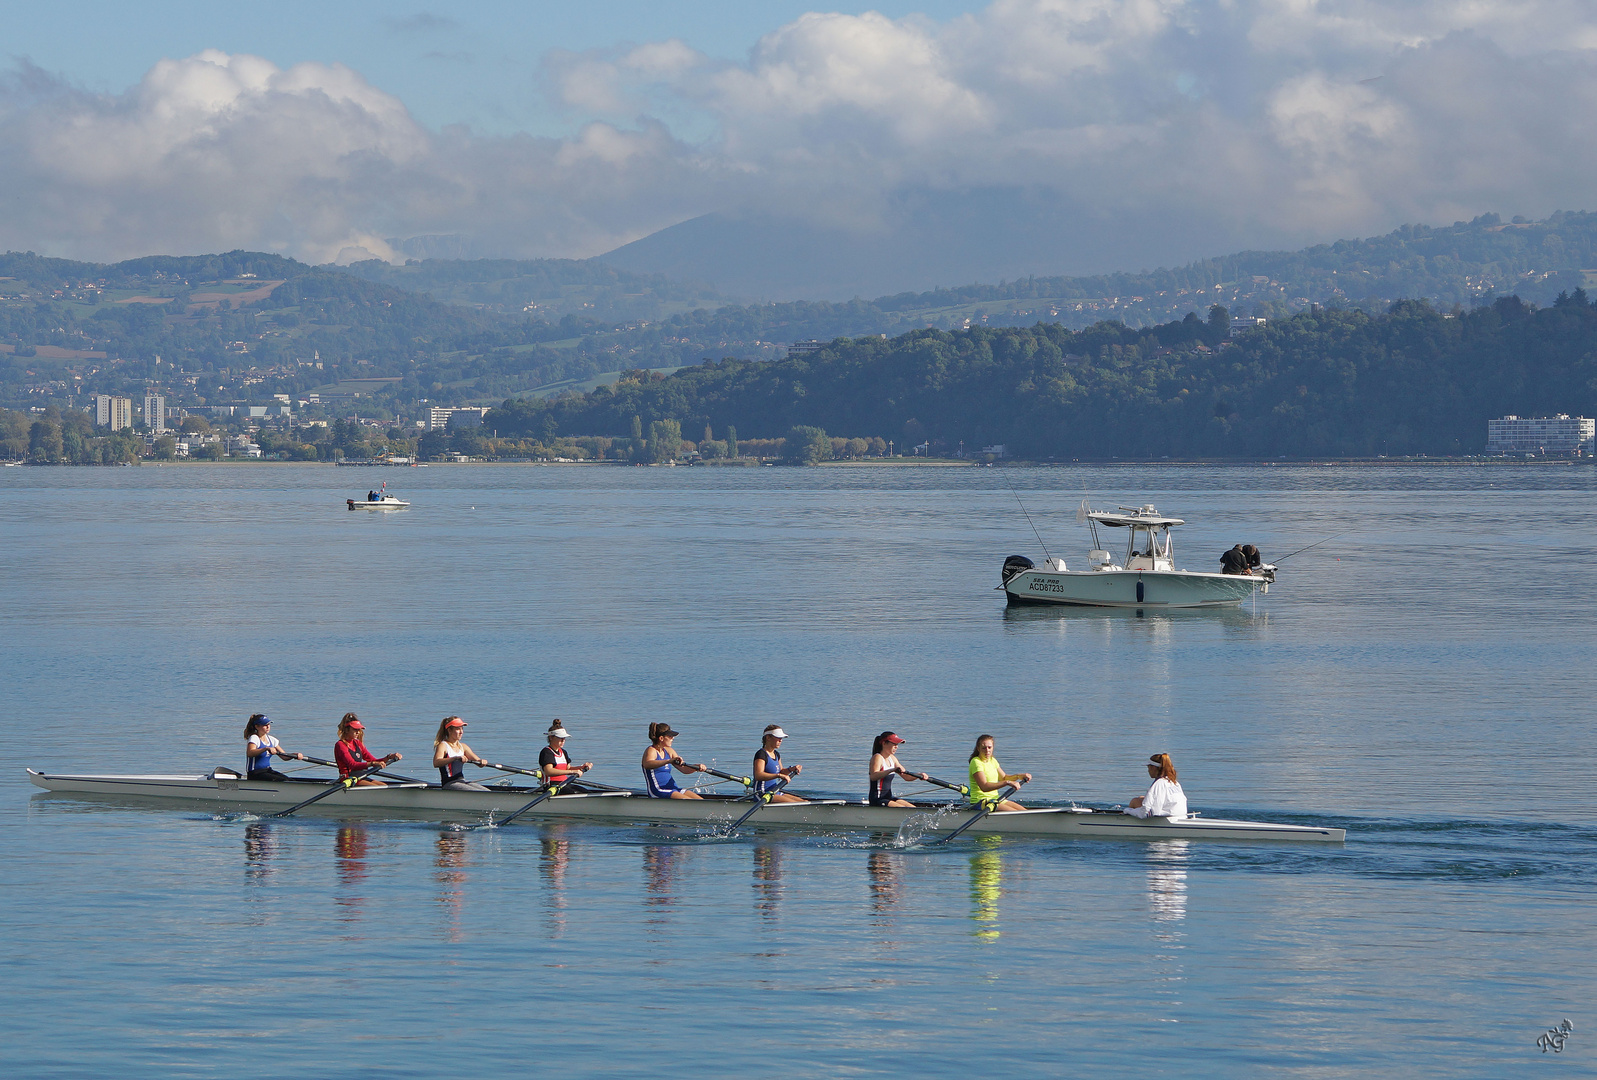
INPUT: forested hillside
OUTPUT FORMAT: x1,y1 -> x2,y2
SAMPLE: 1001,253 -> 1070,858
488,295 -> 1597,459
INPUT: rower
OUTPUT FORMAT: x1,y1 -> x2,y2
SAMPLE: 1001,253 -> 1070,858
967,734 -> 1030,812
753,725 -> 805,804
335,713 -> 402,787
868,731 -> 928,807
539,721 -> 592,790
642,723 -> 706,799
433,716 -> 489,791
245,714 -> 304,781
1128,753 -> 1188,819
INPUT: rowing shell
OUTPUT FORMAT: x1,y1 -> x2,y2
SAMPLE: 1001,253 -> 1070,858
27,770 -> 1345,843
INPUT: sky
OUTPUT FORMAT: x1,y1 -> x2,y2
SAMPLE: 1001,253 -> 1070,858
4,1 -> 1597,283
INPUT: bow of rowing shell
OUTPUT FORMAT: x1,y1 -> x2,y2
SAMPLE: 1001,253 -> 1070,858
26,770 -> 1345,843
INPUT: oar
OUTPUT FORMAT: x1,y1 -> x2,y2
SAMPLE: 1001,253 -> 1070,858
937,783 -> 1020,845
919,773 -> 970,797
476,778 -> 577,830
298,754 -> 420,785
723,777 -> 789,833
698,766 -> 754,788
480,761 -> 635,795
272,765 -> 384,817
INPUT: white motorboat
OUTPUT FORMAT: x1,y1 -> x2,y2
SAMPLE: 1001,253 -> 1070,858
347,482 -> 409,511
26,768 -> 1345,843
1002,501 -> 1274,609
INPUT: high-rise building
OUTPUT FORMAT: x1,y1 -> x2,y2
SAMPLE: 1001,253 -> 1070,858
93,395 -> 133,431
144,393 -> 167,434
1486,415 -> 1595,454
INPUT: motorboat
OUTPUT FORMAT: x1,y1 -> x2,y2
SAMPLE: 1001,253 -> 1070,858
1001,501 -> 1275,609
347,483 -> 408,511
26,767 -> 1344,843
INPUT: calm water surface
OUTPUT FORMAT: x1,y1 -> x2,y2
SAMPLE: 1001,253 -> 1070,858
2,463 -> 1593,1077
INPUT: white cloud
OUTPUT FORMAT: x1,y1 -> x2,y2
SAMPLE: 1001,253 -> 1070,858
4,2 -> 1597,273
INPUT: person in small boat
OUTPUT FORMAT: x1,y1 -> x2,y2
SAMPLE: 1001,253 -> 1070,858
868,731 -> 928,807
753,725 -> 806,804
1242,544 -> 1262,570
642,723 -> 706,799
245,714 -> 304,781
334,713 -> 402,787
539,721 -> 592,790
1220,544 -> 1249,574
967,734 -> 1030,812
433,716 -> 489,791
367,490 -> 378,502
1128,753 -> 1188,819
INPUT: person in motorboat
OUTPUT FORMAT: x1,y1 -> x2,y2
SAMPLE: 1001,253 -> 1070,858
1242,544 -> 1262,571
368,490 -> 378,502
1220,544 -> 1250,574
245,714 -> 305,781
539,721 -> 593,791
642,722 -> 706,799
868,731 -> 929,807
433,716 -> 489,791
1128,753 -> 1188,819
753,725 -> 806,804
967,734 -> 1031,812
334,713 -> 402,787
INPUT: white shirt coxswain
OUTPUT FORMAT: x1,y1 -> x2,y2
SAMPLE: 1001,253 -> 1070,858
1129,777 -> 1187,819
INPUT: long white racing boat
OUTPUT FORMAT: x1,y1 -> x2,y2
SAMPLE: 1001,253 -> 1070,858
27,768 -> 1345,843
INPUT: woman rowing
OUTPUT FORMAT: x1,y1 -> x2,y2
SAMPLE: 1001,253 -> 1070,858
245,714 -> 304,780
539,721 -> 592,790
753,724 -> 805,804
433,716 -> 489,791
334,713 -> 402,787
868,731 -> 928,807
642,723 -> 706,799
967,734 -> 1031,812
1128,753 -> 1188,819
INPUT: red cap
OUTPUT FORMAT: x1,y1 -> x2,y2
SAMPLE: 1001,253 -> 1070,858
883,732 -> 905,744
346,719 -> 364,730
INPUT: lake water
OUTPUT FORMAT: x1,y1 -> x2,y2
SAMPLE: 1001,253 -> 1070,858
2,462 -> 1593,1077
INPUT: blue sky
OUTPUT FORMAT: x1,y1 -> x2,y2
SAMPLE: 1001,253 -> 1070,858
3,1 -> 1595,290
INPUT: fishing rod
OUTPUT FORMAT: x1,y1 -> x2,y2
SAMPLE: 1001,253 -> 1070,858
1272,531 -> 1349,563
1000,471 -> 1051,562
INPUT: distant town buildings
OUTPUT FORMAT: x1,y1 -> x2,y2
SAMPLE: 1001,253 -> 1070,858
143,393 -> 166,434
426,407 -> 490,431
93,394 -> 132,431
1486,415 -> 1595,454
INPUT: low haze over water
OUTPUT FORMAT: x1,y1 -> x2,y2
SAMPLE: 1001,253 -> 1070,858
3,463 -> 1593,1077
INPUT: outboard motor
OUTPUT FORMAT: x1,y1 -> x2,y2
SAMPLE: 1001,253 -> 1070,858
1001,554 -> 1035,585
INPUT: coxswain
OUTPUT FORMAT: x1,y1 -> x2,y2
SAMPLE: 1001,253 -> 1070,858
539,721 -> 592,790
967,734 -> 1030,812
245,714 -> 304,781
1128,753 -> 1188,819
753,725 -> 806,804
433,716 -> 489,790
868,731 -> 928,807
642,723 -> 706,799
334,713 -> 401,787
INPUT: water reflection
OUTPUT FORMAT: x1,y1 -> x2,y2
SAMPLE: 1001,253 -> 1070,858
243,821 -> 275,883
334,824 -> 369,922
435,831 -> 468,945
752,844 -> 783,919
969,842 -> 1002,941
867,850 -> 903,918
541,829 -> 572,939
1145,840 -> 1188,1012
642,844 -> 684,936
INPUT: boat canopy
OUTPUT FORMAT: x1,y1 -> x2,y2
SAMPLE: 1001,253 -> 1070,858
1085,505 -> 1186,528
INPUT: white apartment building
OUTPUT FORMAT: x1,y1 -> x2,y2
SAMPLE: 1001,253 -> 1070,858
94,394 -> 133,431
143,393 -> 166,433
1486,415 -> 1596,454
426,406 -> 490,431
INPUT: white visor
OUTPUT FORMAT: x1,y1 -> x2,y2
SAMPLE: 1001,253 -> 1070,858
548,727 -> 570,739
766,727 -> 788,739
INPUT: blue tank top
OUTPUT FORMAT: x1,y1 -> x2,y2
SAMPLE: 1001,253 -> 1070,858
755,749 -> 784,793
247,735 -> 279,772
644,755 -> 681,797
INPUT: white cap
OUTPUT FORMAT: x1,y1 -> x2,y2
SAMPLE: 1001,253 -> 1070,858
548,725 -> 571,739
765,726 -> 788,739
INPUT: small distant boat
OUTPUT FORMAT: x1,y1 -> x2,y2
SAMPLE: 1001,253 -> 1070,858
1001,501 -> 1274,609
347,482 -> 408,511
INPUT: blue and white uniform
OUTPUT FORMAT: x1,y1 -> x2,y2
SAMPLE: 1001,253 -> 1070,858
247,734 -> 280,773
644,758 -> 683,798
755,748 -> 786,794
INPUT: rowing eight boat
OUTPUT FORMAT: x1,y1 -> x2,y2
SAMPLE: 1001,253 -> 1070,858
26,769 -> 1345,843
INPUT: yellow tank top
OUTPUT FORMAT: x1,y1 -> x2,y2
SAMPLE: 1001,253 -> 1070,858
969,756 -> 1004,804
